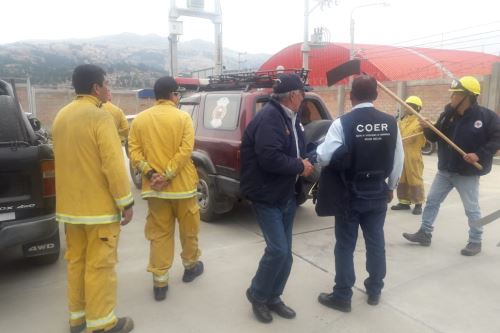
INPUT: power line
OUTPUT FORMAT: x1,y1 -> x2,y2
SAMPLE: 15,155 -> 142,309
387,20 -> 500,47
353,30 -> 500,60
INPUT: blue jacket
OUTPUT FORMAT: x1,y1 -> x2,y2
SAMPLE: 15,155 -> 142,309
425,103 -> 500,176
240,99 -> 305,205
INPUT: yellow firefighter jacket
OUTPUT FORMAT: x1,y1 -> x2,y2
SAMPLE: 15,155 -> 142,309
128,99 -> 198,199
400,114 -> 426,186
52,95 -> 134,224
103,101 -> 129,143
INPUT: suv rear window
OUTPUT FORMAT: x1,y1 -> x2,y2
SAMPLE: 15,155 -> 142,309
203,94 -> 241,130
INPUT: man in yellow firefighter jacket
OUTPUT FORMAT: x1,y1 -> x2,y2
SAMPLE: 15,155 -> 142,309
52,64 -> 135,333
103,90 -> 129,144
391,96 -> 426,215
128,76 -> 203,302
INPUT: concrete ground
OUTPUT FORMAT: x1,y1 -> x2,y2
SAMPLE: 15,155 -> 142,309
1,155 -> 500,333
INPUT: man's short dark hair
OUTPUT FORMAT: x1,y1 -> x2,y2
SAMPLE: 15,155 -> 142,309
72,64 -> 106,94
351,75 -> 378,102
154,76 -> 179,100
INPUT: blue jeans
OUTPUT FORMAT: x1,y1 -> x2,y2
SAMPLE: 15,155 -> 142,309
421,170 -> 482,243
333,199 -> 387,301
249,197 -> 297,304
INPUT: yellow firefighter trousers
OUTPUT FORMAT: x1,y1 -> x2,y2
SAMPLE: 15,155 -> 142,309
65,223 -> 120,331
145,196 -> 201,287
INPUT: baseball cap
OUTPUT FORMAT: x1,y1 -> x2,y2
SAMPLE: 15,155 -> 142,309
273,73 -> 308,94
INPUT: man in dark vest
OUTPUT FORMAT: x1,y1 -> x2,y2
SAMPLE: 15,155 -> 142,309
316,75 -> 404,312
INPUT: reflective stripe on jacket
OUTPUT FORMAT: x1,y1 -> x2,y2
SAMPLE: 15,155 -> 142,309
52,95 -> 133,224
128,99 -> 198,199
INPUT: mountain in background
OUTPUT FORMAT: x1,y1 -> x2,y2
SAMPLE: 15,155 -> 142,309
0,33 -> 271,88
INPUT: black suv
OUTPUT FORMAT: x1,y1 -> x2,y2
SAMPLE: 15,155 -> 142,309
128,70 -> 332,221
0,79 -> 60,264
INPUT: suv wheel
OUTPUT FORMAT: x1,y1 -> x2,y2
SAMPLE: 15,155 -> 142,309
129,161 -> 142,189
196,167 -> 216,222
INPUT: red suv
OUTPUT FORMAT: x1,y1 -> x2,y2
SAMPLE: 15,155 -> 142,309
128,70 -> 333,221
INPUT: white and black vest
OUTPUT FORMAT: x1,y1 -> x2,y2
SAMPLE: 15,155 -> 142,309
341,107 -> 397,200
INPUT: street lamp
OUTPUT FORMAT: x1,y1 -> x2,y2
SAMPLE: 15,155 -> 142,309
350,2 -> 389,61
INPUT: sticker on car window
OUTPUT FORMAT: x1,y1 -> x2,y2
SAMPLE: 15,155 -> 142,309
210,97 -> 230,128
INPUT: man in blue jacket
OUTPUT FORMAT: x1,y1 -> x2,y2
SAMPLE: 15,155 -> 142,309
403,76 -> 500,256
240,73 -> 314,323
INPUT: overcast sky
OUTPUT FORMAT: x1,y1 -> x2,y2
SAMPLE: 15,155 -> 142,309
2,0 -> 499,56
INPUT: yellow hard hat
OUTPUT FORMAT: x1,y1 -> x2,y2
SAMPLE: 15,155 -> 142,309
449,76 -> 480,95
405,96 -> 422,108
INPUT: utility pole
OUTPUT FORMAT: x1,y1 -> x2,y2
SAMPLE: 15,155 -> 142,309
169,0 -> 223,76
237,52 -> 246,71
302,0 -> 335,70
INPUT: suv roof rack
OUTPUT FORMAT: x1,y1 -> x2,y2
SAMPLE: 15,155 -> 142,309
200,68 -> 310,92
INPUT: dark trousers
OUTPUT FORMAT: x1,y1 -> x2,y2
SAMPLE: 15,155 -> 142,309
333,199 -> 387,301
249,197 -> 297,304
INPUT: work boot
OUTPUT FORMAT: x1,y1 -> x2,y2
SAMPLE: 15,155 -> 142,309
153,285 -> 168,301
246,288 -> 273,323
367,294 -> 381,306
69,322 -> 85,333
391,203 -> 411,210
182,261 -> 204,282
402,228 -> 432,246
412,204 -> 423,215
460,242 -> 481,256
268,301 -> 296,319
317,292 -> 351,313
92,317 -> 134,333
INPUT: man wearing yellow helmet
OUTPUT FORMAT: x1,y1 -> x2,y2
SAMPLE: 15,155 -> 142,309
391,96 -> 426,215
403,76 -> 500,256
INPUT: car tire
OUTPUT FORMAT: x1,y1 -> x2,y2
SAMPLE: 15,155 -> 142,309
129,161 -> 142,189
196,167 -> 217,222
421,140 -> 436,155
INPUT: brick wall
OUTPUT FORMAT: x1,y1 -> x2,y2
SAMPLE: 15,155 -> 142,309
314,79 -> 464,121
14,77 -> 498,131
14,87 -> 156,130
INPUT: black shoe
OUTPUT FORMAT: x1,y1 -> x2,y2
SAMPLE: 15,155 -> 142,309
153,285 -> 168,301
412,204 -> 423,215
92,317 -> 134,333
402,228 -> 432,246
367,294 -> 380,306
461,242 -> 481,256
268,301 -> 296,319
391,203 -> 411,210
182,261 -> 204,283
69,322 -> 86,333
246,288 -> 273,323
317,292 -> 351,313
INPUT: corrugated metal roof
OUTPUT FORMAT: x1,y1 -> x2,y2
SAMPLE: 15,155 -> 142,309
259,43 -> 500,86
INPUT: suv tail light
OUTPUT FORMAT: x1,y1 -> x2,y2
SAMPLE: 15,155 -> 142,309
41,160 -> 55,198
